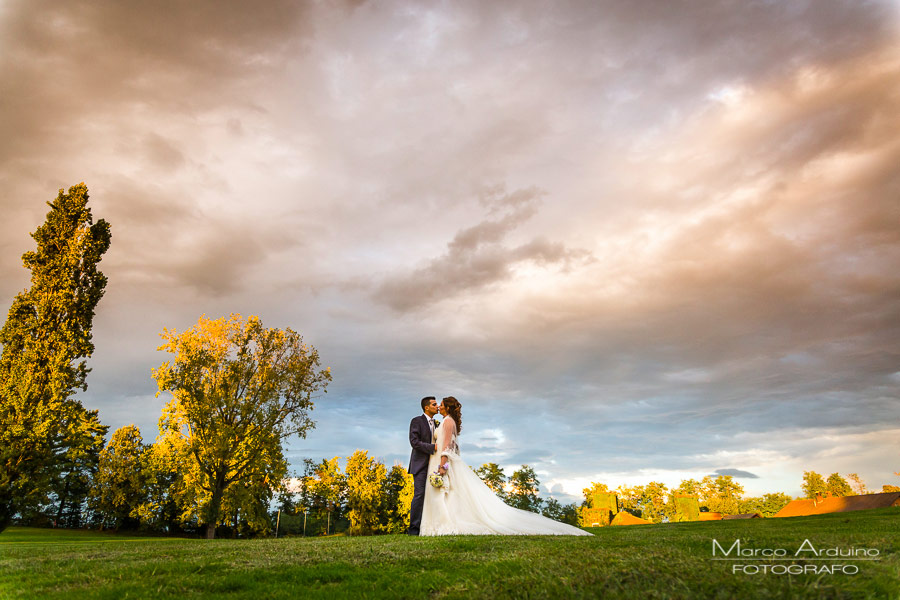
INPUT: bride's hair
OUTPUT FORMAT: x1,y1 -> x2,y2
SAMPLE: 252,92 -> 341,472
441,396 -> 462,433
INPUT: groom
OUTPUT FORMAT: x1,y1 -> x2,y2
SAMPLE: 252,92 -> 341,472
407,396 -> 438,535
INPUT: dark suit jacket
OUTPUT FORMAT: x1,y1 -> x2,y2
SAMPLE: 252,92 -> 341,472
408,415 -> 435,475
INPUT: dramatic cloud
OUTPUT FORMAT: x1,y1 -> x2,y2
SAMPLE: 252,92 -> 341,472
713,469 -> 760,480
373,185 -> 591,311
2,0 -> 898,499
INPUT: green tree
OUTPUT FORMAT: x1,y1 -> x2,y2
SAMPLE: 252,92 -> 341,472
475,463 -> 507,501
508,465 -> 542,513
674,479 -> 703,497
0,183 -> 111,531
88,425 -> 148,530
739,492 -> 792,517
43,411 -> 106,529
153,313 -> 331,539
557,502 -> 580,526
615,485 -> 644,517
220,438 -> 287,537
641,481 -> 671,523
801,471 -> 827,499
344,450 -> 387,535
614,483 -> 671,523
541,497 -> 563,520
826,473 -> 853,497
701,475 -> 744,514
133,441 -> 184,533
542,498 -> 580,525
305,457 -> 346,535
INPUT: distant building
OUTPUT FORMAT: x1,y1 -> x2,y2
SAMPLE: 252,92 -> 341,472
698,512 -> 722,521
774,492 -> 900,518
610,511 -> 652,526
722,513 -> 762,520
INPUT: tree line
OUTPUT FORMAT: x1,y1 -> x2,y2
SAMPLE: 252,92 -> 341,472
276,458 -> 582,536
579,476 -> 791,522
578,469 -> 899,524
83,455 -> 900,535
802,470 -> 899,496
0,185 -> 330,538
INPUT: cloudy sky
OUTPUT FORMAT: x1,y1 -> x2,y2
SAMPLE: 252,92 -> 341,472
2,0 -> 898,502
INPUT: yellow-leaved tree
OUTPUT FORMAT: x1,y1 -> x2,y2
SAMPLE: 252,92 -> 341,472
153,314 -> 331,539
581,482 -> 610,507
700,475 -> 744,514
345,450 -> 387,535
384,464 -> 414,534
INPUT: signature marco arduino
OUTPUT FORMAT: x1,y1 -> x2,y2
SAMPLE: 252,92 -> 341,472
710,538 -> 881,576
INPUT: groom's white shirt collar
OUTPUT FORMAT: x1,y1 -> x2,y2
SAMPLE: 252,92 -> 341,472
422,412 -> 433,421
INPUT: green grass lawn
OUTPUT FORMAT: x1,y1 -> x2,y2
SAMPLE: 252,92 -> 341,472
1,508 -> 898,599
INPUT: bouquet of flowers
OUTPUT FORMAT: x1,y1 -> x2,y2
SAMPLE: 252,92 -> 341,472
429,470 -> 445,488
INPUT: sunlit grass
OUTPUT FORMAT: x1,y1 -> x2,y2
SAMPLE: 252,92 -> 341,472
1,508 -> 897,599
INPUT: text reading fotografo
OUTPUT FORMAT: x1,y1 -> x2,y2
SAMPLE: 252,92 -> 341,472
710,538 -> 881,576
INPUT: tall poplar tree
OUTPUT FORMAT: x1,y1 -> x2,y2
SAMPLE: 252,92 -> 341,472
0,183 -> 111,531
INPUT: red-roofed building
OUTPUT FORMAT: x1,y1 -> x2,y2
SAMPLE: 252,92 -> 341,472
610,511 -> 653,526
774,492 -> 900,518
698,512 -> 722,521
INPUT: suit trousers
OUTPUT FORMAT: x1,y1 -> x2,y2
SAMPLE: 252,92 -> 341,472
408,469 -> 428,535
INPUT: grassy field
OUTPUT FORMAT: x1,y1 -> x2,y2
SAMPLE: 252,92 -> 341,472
1,508 -> 898,599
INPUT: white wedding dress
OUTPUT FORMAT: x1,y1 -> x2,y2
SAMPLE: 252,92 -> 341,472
419,417 -> 591,536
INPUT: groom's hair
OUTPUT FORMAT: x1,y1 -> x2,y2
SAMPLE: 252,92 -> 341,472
420,396 -> 436,410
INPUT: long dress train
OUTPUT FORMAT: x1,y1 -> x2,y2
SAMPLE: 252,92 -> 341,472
419,417 -> 591,536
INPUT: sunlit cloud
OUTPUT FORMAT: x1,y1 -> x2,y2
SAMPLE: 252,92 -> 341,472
1,0 -> 898,500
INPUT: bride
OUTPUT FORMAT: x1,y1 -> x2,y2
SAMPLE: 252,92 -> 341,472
420,396 -> 591,536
